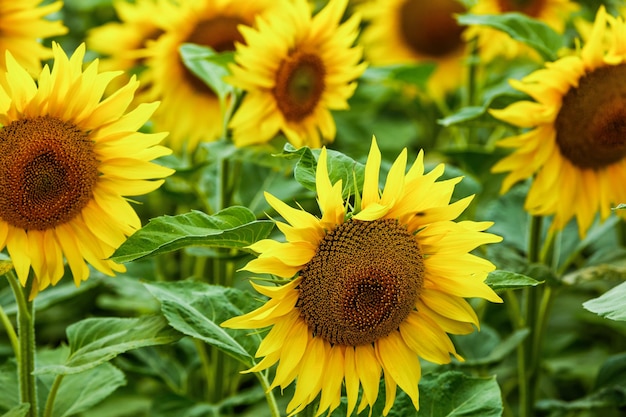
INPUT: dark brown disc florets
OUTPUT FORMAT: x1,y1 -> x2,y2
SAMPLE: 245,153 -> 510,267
297,218 -> 424,346
0,116 -> 98,230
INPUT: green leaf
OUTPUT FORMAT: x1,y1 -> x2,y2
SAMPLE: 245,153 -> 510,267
51,363 -> 126,417
1,404 -> 29,417
361,63 -> 437,90
457,12 -> 563,61
111,206 -> 274,263
536,387 -> 626,413
486,270 -> 543,290
614,203 -> 626,210
179,43 -> 234,101
438,106 -> 490,127
281,144 -> 365,199
418,371 -> 503,416
457,328 -> 529,366
0,361 -> 19,412
583,281 -> 626,322
144,280 -> 262,367
595,352 -> 626,390
36,315 -> 181,375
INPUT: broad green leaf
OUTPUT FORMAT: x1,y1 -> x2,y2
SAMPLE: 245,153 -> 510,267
583,281 -> 626,322
486,270 -> 543,290
595,352 -> 626,390
457,328 -> 529,366
0,361 -> 18,411
418,371 -> 503,417
457,12 -> 562,61
1,404 -> 29,417
281,144 -> 365,199
144,280 -> 262,367
179,43 -> 234,101
36,315 -> 181,375
51,363 -> 126,417
536,387 -> 626,413
361,63 -> 436,90
438,106 -> 490,127
111,206 -> 274,263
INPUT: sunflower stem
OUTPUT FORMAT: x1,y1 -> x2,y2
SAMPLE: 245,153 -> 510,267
194,338 -> 214,401
0,296 -> 19,360
256,371 -> 281,417
518,215 -> 544,417
7,270 -> 38,417
43,374 -> 65,417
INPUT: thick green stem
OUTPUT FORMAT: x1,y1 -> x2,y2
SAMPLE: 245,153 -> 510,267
43,375 -> 65,417
7,271 -> 37,417
518,215 -> 543,417
256,372 -> 281,417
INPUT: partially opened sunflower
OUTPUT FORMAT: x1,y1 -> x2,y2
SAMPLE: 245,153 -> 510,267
490,6 -> 626,236
0,43 -> 173,298
223,137 -> 502,415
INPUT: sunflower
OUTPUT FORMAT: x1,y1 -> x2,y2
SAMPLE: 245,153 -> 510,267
120,0 -> 276,152
0,0 -> 67,77
0,43 -> 173,298
227,0 -> 365,148
358,0 -> 467,97
463,0 -> 579,61
223,137 -> 502,416
86,0 -> 177,82
490,6 -> 626,236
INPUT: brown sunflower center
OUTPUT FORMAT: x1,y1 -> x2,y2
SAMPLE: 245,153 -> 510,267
555,64 -> 626,169
0,116 -> 98,231
273,51 -> 325,122
496,0 -> 545,16
399,0 -> 465,57
297,218 -> 424,346
183,16 -> 247,93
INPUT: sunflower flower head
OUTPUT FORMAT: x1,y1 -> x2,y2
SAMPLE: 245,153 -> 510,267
0,0 -> 68,77
223,137 -> 502,416
0,43 -> 174,299
89,0 -> 276,152
227,0 -> 366,148
490,6 -> 626,237
358,0 -> 467,97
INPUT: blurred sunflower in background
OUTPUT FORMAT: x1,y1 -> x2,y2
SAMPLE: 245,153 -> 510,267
87,0 -> 177,91
227,0 -> 365,148
463,0 -> 579,61
358,0 -> 468,97
89,0 -> 275,153
223,137 -> 502,416
491,6 -> 626,236
0,0 -> 67,77
0,43 -> 173,298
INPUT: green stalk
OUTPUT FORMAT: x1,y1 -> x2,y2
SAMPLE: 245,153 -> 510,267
256,371 -> 281,417
518,215 -> 542,417
0,300 -> 19,359
194,338 -> 214,401
43,375 -> 65,417
7,271 -> 37,417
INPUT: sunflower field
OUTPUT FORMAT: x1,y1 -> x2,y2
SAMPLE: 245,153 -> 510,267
0,0 -> 625,416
